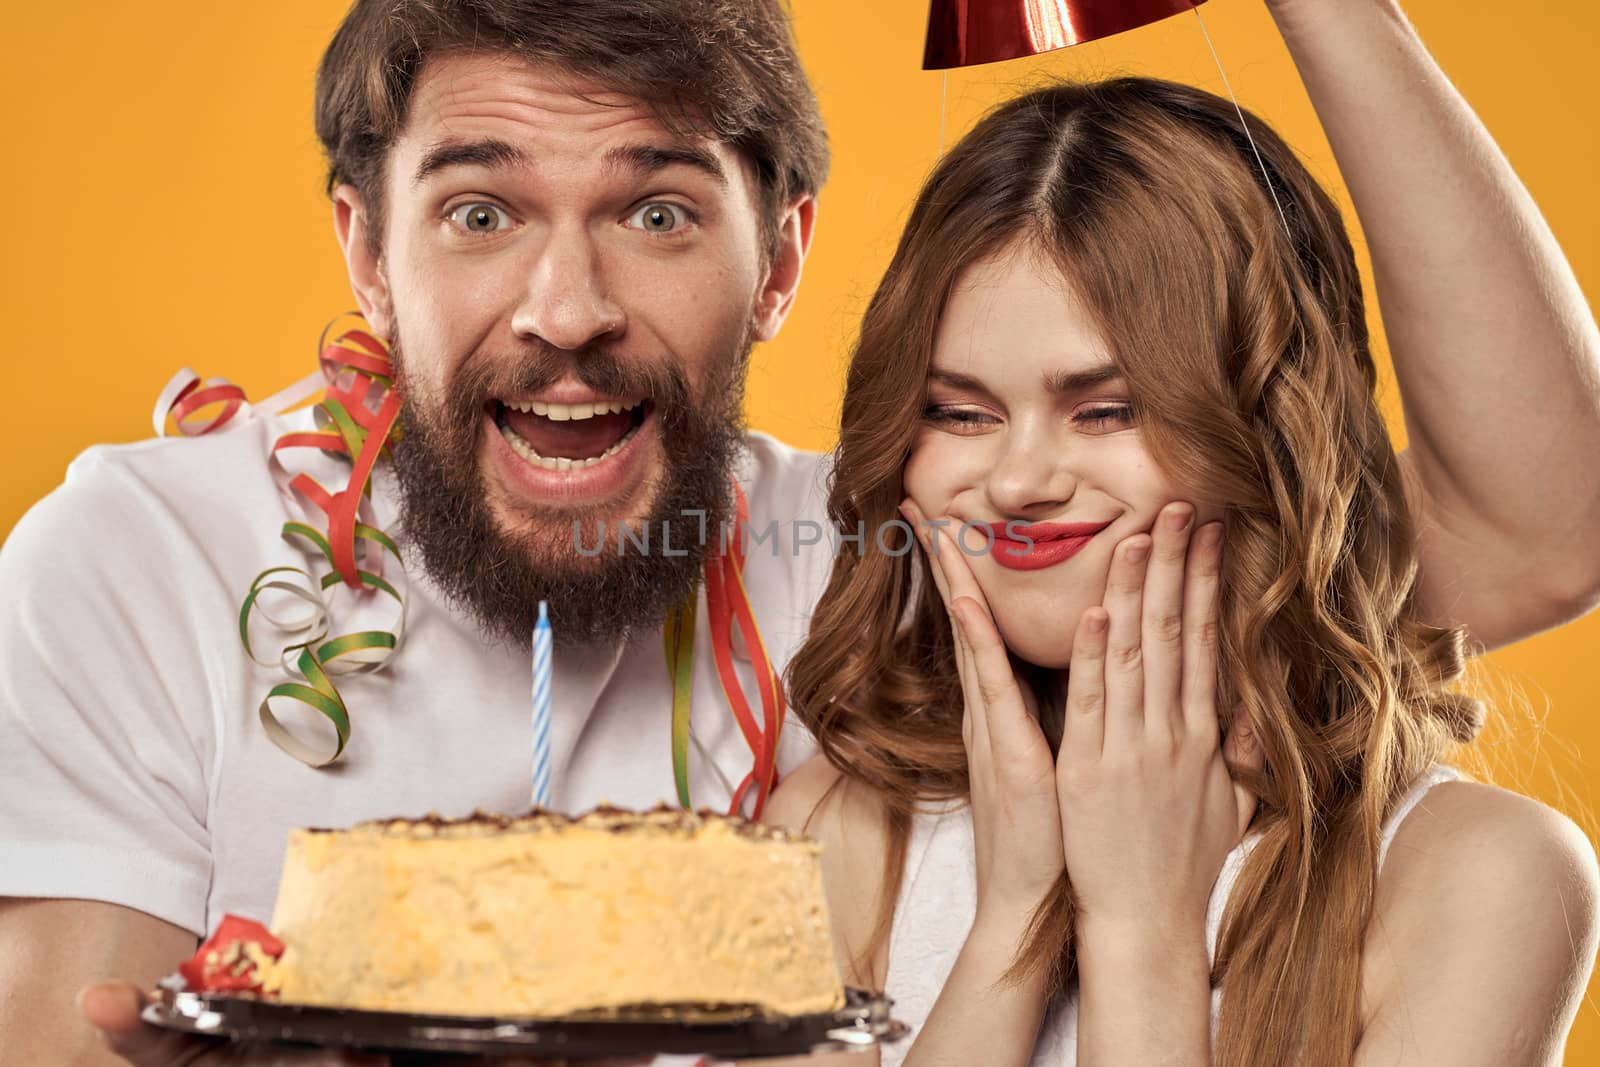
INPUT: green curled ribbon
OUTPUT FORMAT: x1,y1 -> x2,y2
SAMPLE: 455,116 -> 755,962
240,526 -> 406,766
159,317 -> 408,768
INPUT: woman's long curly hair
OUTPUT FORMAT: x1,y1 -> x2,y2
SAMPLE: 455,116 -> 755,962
785,76 -> 1486,1066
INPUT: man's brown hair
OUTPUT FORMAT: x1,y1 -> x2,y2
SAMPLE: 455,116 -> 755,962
314,0 -> 829,256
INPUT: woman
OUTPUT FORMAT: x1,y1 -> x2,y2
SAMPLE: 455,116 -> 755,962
754,9 -> 1600,1067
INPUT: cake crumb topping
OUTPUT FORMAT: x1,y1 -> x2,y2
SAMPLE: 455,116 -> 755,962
304,802 -> 809,843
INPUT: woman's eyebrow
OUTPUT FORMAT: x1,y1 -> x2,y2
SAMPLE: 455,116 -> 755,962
1042,362 -> 1124,394
928,364 -> 1124,395
927,369 -> 994,396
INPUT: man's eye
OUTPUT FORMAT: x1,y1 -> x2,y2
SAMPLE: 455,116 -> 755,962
628,202 -> 688,235
447,203 -> 510,234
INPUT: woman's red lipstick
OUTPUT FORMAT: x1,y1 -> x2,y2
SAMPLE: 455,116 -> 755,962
983,521 -> 1112,572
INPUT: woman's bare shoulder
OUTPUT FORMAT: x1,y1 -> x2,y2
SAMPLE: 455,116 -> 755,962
765,753 -> 895,990
766,753 -> 891,844
1357,779 -> 1600,1061
1375,779 -> 1597,900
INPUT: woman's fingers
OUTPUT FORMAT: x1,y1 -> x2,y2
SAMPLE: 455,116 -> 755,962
1181,521 -> 1225,744
934,528 -> 987,607
1141,503 -> 1195,742
947,601 -> 985,758
952,595 -> 1042,764
1100,533 -> 1150,752
902,501 -> 982,747
1061,606 -> 1110,760
901,500 -> 994,614
937,531 -> 1021,762
904,501 -> 1045,773
901,500 -> 955,611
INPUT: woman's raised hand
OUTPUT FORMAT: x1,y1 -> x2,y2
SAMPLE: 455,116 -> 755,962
902,500 -> 1065,922
1056,504 -> 1263,942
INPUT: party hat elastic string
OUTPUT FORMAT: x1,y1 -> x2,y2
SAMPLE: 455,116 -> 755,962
939,70 -> 948,153
1190,6 -> 1293,241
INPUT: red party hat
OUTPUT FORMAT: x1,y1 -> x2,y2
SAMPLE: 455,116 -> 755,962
924,0 -> 1206,69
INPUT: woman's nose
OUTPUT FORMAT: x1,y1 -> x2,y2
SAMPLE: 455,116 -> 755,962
984,440 -> 1077,517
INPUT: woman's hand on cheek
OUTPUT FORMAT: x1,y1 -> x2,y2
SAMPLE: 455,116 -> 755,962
1056,504 -> 1263,944
901,500 -> 1064,922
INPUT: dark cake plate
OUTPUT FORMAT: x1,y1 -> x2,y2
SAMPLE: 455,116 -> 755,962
143,983 -> 907,1061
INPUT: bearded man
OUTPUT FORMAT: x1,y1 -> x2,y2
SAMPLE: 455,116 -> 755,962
0,3 -> 826,1062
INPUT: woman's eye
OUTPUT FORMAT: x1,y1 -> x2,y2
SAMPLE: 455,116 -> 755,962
923,405 -> 997,429
447,203 -> 511,234
1073,404 -> 1135,429
628,202 -> 689,235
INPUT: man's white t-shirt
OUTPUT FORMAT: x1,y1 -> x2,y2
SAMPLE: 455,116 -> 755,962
0,409 -> 836,941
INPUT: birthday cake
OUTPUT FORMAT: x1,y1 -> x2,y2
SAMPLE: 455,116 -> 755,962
249,805 -> 844,1019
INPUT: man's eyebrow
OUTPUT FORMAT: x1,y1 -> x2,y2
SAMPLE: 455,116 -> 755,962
928,362 -> 1124,395
412,138 -> 531,187
602,143 -> 728,188
410,138 -> 727,190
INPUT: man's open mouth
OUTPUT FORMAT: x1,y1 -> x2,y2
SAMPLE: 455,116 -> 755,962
492,398 -> 651,471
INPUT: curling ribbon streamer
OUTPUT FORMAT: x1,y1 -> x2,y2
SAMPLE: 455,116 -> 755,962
664,483 -> 787,820
664,578 -> 699,809
154,315 -> 407,767
152,371 -> 248,438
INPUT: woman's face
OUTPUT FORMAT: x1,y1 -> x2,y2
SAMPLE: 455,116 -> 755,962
903,240 -> 1225,669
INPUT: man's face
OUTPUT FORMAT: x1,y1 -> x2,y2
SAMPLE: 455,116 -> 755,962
336,53 -> 802,643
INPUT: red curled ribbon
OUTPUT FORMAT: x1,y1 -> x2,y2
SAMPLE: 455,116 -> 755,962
152,370 -> 248,438
158,316 -> 781,802
156,315 -> 407,767
666,483 -> 788,820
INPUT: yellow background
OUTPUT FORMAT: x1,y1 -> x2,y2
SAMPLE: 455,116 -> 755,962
5,0 -> 1599,1052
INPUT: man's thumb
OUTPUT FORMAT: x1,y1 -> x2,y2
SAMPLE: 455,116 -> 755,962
78,982 -> 185,1062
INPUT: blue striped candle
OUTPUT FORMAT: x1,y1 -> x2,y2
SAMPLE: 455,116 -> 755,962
531,601 -> 553,809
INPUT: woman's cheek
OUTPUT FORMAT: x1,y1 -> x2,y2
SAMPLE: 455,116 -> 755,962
902,435 -> 957,506
905,432 -> 993,504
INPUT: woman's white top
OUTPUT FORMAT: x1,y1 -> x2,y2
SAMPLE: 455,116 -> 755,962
879,762 -> 1465,1066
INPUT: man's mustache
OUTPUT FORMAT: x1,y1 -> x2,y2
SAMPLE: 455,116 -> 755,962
436,344 -> 692,417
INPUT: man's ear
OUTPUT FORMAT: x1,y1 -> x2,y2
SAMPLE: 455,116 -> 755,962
752,194 -> 817,343
332,184 -> 394,340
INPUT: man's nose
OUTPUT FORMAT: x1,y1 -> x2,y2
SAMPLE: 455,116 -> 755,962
510,224 -> 626,352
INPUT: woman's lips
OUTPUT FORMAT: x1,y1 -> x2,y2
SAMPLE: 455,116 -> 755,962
982,520 -> 1112,572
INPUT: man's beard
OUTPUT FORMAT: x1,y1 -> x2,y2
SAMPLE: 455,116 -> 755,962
386,331 -> 749,647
